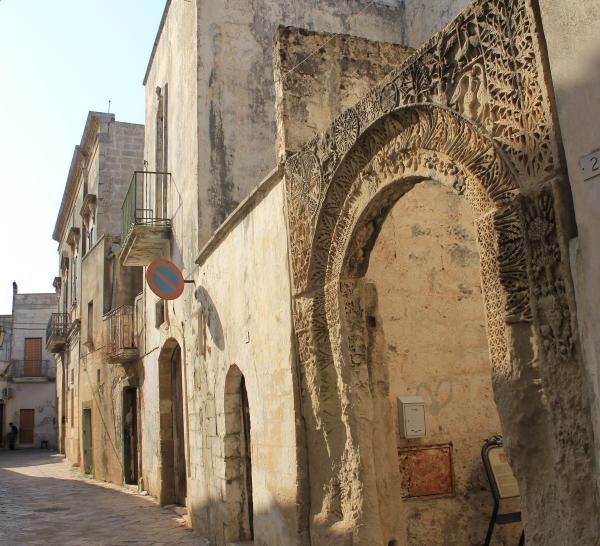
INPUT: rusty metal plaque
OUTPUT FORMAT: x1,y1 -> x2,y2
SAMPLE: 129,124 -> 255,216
398,444 -> 455,499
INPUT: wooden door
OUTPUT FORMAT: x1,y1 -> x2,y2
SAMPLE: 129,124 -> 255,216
123,389 -> 138,485
172,347 -> 186,505
240,376 -> 254,539
82,409 -> 93,474
20,409 -> 34,444
24,337 -> 42,376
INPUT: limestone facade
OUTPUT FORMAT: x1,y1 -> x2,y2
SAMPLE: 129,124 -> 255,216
51,112 -> 144,478
50,1 -> 600,545
0,286 -> 56,450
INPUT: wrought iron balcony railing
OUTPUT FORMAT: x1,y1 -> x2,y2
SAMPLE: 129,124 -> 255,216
104,305 -> 138,363
9,360 -> 55,380
46,313 -> 69,353
121,171 -> 172,242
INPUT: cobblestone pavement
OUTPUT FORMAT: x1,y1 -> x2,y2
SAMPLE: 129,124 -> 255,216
0,449 -> 202,545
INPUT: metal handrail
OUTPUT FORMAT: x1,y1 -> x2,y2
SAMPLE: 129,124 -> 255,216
104,305 -> 137,356
121,171 -> 172,242
46,313 -> 69,343
9,360 -> 55,379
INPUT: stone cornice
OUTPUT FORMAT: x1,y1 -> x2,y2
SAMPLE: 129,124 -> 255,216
52,111 -> 115,242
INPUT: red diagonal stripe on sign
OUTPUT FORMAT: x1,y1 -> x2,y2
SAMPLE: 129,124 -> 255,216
155,269 -> 178,291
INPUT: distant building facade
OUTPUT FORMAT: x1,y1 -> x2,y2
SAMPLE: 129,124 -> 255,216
0,284 -> 56,449
49,112 -> 144,477
50,1 -> 600,545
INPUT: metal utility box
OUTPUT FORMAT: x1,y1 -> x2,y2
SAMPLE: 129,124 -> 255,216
398,396 -> 426,438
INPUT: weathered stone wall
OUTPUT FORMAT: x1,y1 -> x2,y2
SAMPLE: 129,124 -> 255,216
193,0 -> 406,246
402,0 -> 470,47
535,0 -> 600,495
273,27 -> 413,160
366,180 -> 521,545
140,4 -> 408,542
138,172 -> 303,544
140,0 -> 198,502
79,236 -> 133,484
97,122 -> 145,238
193,177 -> 300,545
64,333 -> 80,464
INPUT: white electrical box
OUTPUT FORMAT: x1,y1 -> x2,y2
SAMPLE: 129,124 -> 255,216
398,396 -> 426,438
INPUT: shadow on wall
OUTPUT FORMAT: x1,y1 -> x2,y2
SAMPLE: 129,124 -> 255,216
195,286 -> 224,350
552,32 -> 600,504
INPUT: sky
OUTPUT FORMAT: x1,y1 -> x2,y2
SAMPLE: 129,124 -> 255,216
0,1 -> 165,314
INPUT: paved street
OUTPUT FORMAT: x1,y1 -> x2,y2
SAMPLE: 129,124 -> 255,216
0,450 -> 201,545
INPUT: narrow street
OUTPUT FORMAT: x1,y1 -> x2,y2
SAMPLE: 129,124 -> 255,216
0,450 -> 202,545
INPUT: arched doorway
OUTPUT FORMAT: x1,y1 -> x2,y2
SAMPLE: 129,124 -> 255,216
285,101 -> 598,543
158,339 -> 186,506
364,179 -> 521,544
224,365 -> 254,543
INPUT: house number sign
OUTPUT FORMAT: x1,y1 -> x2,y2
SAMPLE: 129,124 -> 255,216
579,149 -> 600,181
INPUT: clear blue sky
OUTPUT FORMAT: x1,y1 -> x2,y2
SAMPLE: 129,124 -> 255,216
0,1 -> 165,313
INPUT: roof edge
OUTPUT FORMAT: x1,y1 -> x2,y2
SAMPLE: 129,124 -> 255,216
143,0 -> 172,86
52,111 -> 115,242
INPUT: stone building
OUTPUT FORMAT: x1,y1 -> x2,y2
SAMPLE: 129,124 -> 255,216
52,0 -> 600,545
49,112 -> 144,478
0,284 -> 56,449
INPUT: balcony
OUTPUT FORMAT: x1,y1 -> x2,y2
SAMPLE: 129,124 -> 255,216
46,313 -> 69,353
120,171 -> 172,266
104,305 -> 138,363
9,360 -> 55,383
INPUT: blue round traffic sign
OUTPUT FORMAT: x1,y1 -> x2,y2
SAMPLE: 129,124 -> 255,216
146,259 -> 185,300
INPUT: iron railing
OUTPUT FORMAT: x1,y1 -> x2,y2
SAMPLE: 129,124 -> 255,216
121,171 -> 172,242
9,360 -> 55,380
46,313 -> 69,343
104,305 -> 137,357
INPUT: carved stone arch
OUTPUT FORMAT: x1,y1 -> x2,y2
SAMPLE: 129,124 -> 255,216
290,104 -> 535,545
284,0 -> 600,543
287,104 -> 598,546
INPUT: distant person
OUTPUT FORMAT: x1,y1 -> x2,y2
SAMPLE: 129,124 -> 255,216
7,422 -> 18,450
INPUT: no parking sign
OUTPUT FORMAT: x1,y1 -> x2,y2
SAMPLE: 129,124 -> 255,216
146,259 -> 185,300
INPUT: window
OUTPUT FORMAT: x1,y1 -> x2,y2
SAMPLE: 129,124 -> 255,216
71,253 -> 78,305
155,299 -> 166,328
87,301 -> 94,345
155,83 -> 169,220
88,225 -> 94,249
81,226 -> 87,256
24,338 -> 42,376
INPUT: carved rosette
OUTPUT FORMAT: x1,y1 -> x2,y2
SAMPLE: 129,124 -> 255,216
333,109 -> 360,157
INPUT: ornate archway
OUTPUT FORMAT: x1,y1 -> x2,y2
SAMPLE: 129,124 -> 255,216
284,0 -> 598,544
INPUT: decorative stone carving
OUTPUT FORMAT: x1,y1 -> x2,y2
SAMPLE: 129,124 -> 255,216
494,203 -> 532,324
282,0 -> 589,543
522,188 -> 573,360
